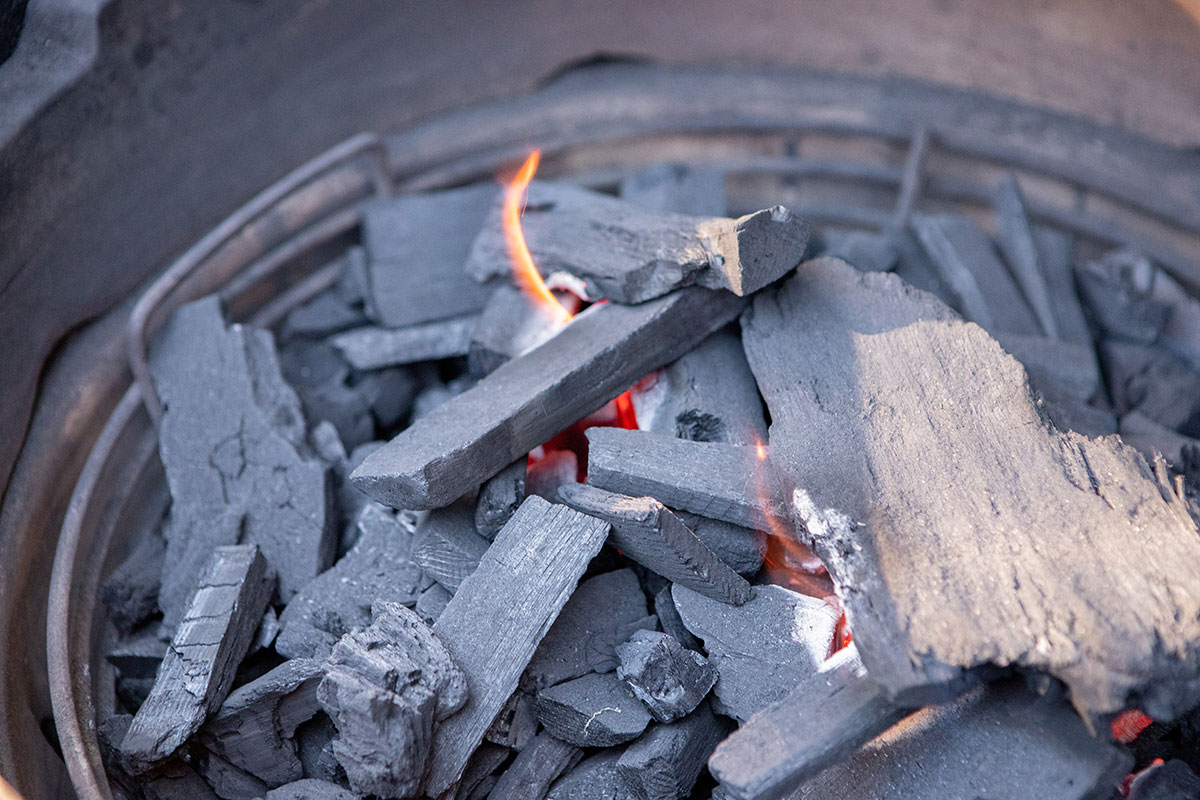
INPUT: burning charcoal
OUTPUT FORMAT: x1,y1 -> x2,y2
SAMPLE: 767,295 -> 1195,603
466,181 -> 810,304
264,779 -> 359,800
616,630 -> 716,723
672,584 -> 837,721
107,625 -> 168,680
415,582 -> 452,625
654,586 -> 700,651
198,659 -> 324,787
424,497 -> 610,797
546,749 -> 627,800
559,483 -> 751,605
457,743 -> 512,800
1101,340 -> 1200,432
631,330 -> 767,446
587,428 -> 783,532
485,690 -> 539,751
330,316 -> 478,371
468,285 -> 561,377
524,568 -> 651,691
708,645 -> 909,800
910,213 -> 1040,335
673,512 -> 764,577
150,298 -> 333,624
994,333 -> 1099,401
276,503 -> 421,660
619,163 -> 726,216
534,672 -> 652,747
1077,250 -> 1172,345
475,460 -> 526,540
1120,411 -> 1200,465
411,499 -> 490,593
616,701 -> 727,800
789,680 -> 1130,800
195,750 -> 270,800
353,286 -> 745,510
361,186 -> 495,328
100,532 -> 165,632
527,451 -> 580,502
992,174 -> 1058,338
1128,760 -> 1200,800
818,230 -> 898,274
279,339 -> 376,451
489,731 -> 584,800
741,257 -> 1200,722
121,545 -> 274,772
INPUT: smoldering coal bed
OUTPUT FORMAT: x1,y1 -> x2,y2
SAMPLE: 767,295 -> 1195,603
47,67 -> 1200,800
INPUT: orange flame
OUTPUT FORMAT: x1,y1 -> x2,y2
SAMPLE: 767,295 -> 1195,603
504,150 -> 572,326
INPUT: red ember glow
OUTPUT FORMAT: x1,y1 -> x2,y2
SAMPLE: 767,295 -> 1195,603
1119,758 -> 1164,798
1111,709 -> 1154,744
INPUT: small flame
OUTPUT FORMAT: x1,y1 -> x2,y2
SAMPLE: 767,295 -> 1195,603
504,150 -> 572,326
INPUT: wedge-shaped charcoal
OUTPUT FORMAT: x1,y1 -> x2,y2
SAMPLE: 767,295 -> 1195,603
425,497 -> 611,797
672,585 -> 837,722
559,483 -> 751,605
456,742 -> 511,800
489,731 -> 584,800
331,316 -> 478,371
370,600 -> 469,720
1101,340 -> 1200,431
199,659 -> 324,787
631,330 -> 766,446
524,568 -> 650,691
619,163 -> 726,217
279,339 -> 374,451
617,630 -> 716,723
264,779 -> 359,800
741,257 -> 1200,721
101,533 -> 165,632
790,680 -> 1130,800
282,284 -> 368,341
150,298 -> 333,624
535,671 -> 652,747
587,428 -> 783,530
466,181 -> 810,304
616,702 -> 727,800
415,582 -> 452,625
1128,759 -> 1200,800
485,690 -> 538,751
992,175 -> 1058,338
708,646 -> 909,800
468,285 -> 561,377
411,500 -> 490,593
353,287 -> 745,510
277,503 -> 422,660
910,213 -> 1039,335
475,460 -> 526,540
195,750 -> 269,800
293,714 -> 341,785
1077,250 -> 1172,345
361,187 -> 494,328
121,545 -> 274,772
673,512 -> 764,577
546,749 -> 627,800
653,587 -> 699,651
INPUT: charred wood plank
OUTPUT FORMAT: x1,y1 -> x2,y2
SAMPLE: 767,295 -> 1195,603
616,701 -> 728,800
619,163 -> 727,217
534,671 -> 652,747
411,499 -> 490,593
617,630 -> 717,723
992,174 -> 1058,338
120,545 -> 274,772
424,496 -> 610,797
330,315 -> 477,370
488,732 -> 583,800
673,512 -> 764,577
352,287 -> 745,510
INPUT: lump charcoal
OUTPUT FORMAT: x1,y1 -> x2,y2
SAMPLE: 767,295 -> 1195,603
1121,411 -> 1200,465
654,586 -> 700,651
489,731 -> 583,800
1101,340 -> 1200,433
455,742 -> 511,800
1077,250 -> 1172,345
993,332 -> 1099,401
546,749 -> 629,800
333,440 -> 388,544
892,229 -> 954,307
616,701 -> 727,800
673,512 -> 764,577
559,483 -> 751,605
353,287 -> 745,510
468,285 -> 561,377
415,582 -> 453,625
279,339 -> 375,451
411,499 -> 489,593
254,606 -> 280,653
524,568 -> 650,692
1036,380 -> 1118,437
282,288 -> 368,341
992,174 -> 1058,338
331,316 -> 477,371
424,497 -> 610,797
1033,227 -> 1093,348
107,624 -> 168,680
146,762 -> 224,800
100,532 -> 165,632
672,585 -> 837,722
121,545 -> 274,772
199,658 -> 324,787
294,712 -> 343,784
264,779 -> 360,800
818,230 -> 898,274
534,671 -> 652,747
485,690 -> 539,751
475,460 -> 526,540
196,750 -> 270,800
740,256 -> 1200,722
619,163 -> 726,216
369,600 -> 469,720
466,181 -> 810,304
361,186 -> 495,328
631,329 -> 767,446
789,680 -> 1130,800
1128,760 -> 1200,800
617,630 -> 716,723
276,503 -> 421,660
357,366 -> 417,432
150,298 -> 333,623
1145,262 -> 1200,369
527,450 -> 580,502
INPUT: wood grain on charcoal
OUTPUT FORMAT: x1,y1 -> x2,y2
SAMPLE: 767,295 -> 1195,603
534,672 -> 652,747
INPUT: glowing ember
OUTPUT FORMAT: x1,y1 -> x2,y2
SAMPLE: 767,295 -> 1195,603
504,150 -> 572,327
1119,758 -> 1164,798
1111,709 -> 1154,743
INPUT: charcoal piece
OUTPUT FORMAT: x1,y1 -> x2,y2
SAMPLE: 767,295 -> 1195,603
371,600 -> 469,720
361,186 -> 495,328
741,257 -> 1200,721
101,714 -> 224,800
527,451 -> 580,502
294,713 -> 342,784
331,317 -> 478,371
910,213 -> 1039,335
356,366 -> 417,431
818,230 -> 898,274
616,630 -> 716,723
653,586 -> 699,651
279,339 -> 375,452
619,163 -> 727,216
1121,411 -> 1199,465
1128,759 -> 1200,800
534,671 -> 652,747
468,285 -> 562,377
121,545 -> 274,772
1146,263 -> 1200,369
254,606 -> 280,652
331,440 -> 387,542
789,680 -> 1130,800
353,286 -> 745,510
466,181 -> 810,304
892,229 -> 954,307
673,512 -> 764,577
264,779 -> 359,800
456,742 -> 511,800
415,582 -> 452,625
282,287 -> 368,341
1101,340 -> 1200,431
424,496 -> 611,797
546,749 -> 628,800
276,503 -> 422,660
992,175 -> 1058,338
101,532 -> 165,632
196,750 -> 270,800
586,428 -> 783,531
199,658 -> 324,787
631,330 -> 767,446
489,731 -> 584,800
672,585 -> 837,722
411,500 -> 490,593
475,460 -> 526,540
616,702 -> 727,800
1077,250 -> 1172,345
485,690 -> 538,751
524,568 -> 650,692
151,298 -> 333,623
994,332 -> 1099,401
107,625 -> 168,679
1036,381 -> 1119,437
1032,227 -> 1093,350
559,483 -> 751,605
707,645 -> 909,800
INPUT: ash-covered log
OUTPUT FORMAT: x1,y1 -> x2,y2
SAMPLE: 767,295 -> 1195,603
616,630 -> 717,723
616,701 -> 728,800
330,315 -> 477,370
534,671 -> 652,747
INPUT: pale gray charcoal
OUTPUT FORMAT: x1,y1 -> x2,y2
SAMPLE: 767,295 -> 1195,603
264,778 -> 360,800
331,316 -> 478,371
278,338 -> 375,452
468,284 -> 562,377
411,498 -> 490,593
616,630 -> 716,723
619,162 -> 726,217
616,701 -> 727,800
534,671 -> 652,748
673,512 -> 764,577
819,230 -> 898,274
414,582 -> 452,625
456,743 -> 512,800
1076,249 -> 1172,345
1100,339 -> 1200,431
546,749 -> 631,800
992,174 -> 1058,338
653,586 -> 700,651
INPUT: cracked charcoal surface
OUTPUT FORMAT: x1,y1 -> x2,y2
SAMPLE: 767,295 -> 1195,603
616,701 -> 727,800
535,671 -> 652,748
616,630 -> 716,723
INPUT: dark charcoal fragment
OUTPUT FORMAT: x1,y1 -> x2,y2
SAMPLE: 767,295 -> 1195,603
196,749 -> 270,800
411,499 -> 490,593
619,162 -> 726,217
107,624 -> 168,680
475,460 -> 526,541
489,731 -> 583,800
485,690 -> 538,751
653,586 -> 699,651
673,512 -> 764,577
264,779 -> 360,800
279,339 -> 375,450
415,582 -> 452,625
616,701 -> 727,800
456,742 -> 511,800
819,230 -> 898,274
535,671 -> 652,747
1128,759 -> 1200,800
468,285 -> 562,377
1101,340 -> 1200,432
1077,250 -> 1172,345
100,533 -> 165,632
331,316 -> 478,370
546,749 -> 630,800
617,630 -> 716,723
294,713 -> 342,784
1121,411 -> 1200,465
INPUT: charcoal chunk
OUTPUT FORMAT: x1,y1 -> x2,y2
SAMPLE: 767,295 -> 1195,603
414,582 -> 452,625
1077,250 -> 1172,345
107,624 -> 168,680
475,460 -> 526,541
619,163 -> 726,217
331,316 -> 477,370
489,731 -> 583,800
546,749 -> 630,800
411,499 -> 490,593
100,533 -> 165,632
992,174 -> 1058,338
616,702 -> 727,800
535,672 -> 652,747
264,779 -> 359,800
279,339 -> 375,450
468,285 -> 562,377
196,750 -> 270,800
485,690 -> 538,751
1101,340 -> 1200,432
617,630 -> 716,723
1128,759 -> 1200,800
653,586 -> 700,652
673,512 -> 764,577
